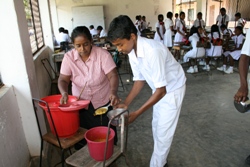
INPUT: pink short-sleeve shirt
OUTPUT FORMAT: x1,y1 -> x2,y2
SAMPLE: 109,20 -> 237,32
60,46 -> 116,109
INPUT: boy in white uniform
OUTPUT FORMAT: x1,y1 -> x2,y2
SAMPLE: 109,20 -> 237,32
108,15 -> 186,167
193,12 -> 205,28
216,8 -> 230,30
234,29 -> 250,166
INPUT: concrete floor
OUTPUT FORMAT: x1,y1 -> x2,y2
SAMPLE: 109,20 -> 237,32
32,63 -> 250,167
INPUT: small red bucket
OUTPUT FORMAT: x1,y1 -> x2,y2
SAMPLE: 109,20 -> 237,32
85,126 -> 115,161
39,95 -> 88,138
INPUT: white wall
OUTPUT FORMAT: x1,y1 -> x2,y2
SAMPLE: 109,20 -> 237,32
0,87 -> 30,167
0,0 -> 50,159
52,0 -> 172,35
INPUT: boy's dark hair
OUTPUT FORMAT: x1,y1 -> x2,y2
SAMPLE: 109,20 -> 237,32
59,27 -> 65,33
197,12 -> 202,16
158,14 -> 163,20
89,25 -> 94,29
235,26 -> 243,32
71,26 -> 92,43
220,8 -> 226,12
235,12 -> 241,17
175,13 -> 178,17
220,24 -> 227,29
107,15 -> 138,42
180,11 -> 185,16
64,29 -> 69,34
167,12 -> 173,19
97,26 -> 103,31
142,16 -> 146,19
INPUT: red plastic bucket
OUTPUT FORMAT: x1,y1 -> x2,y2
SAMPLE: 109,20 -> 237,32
39,95 -> 83,138
85,127 -> 115,161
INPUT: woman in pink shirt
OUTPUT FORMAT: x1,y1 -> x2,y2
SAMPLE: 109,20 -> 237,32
58,26 -> 120,148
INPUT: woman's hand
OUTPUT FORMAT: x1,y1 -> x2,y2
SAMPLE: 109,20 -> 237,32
109,93 -> 121,106
60,92 -> 68,104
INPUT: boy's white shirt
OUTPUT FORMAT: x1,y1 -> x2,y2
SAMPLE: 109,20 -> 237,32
128,36 -> 186,93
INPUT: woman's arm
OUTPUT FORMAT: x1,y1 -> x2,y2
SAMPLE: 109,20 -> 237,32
58,74 -> 71,104
106,68 -> 120,106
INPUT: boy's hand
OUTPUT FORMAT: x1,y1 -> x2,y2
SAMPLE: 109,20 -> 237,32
128,111 -> 139,124
114,103 -> 128,109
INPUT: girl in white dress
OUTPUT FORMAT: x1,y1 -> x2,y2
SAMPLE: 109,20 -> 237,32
174,12 -> 187,43
217,26 -> 245,74
154,14 -> 165,43
184,26 -> 206,73
202,24 -> 223,71
163,12 -> 174,49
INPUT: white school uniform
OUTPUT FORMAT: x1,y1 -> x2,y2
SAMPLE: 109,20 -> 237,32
237,18 -> 245,27
55,32 -> 71,46
193,19 -> 205,28
174,19 -> 186,42
141,20 -> 147,30
223,34 -> 245,60
154,22 -> 165,43
206,32 -> 223,57
163,18 -> 173,47
90,29 -> 98,37
183,33 -> 205,62
241,31 -> 250,56
216,14 -> 230,27
135,20 -> 141,36
128,36 -> 186,167
222,29 -> 233,37
99,29 -> 107,37
174,18 -> 179,30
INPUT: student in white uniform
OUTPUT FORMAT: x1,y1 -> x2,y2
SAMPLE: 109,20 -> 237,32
202,24 -> 223,71
193,12 -> 205,28
154,14 -> 165,43
234,28 -> 250,166
108,15 -> 186,167
220,24 -> 233,37
174,13 -> 179,31
134,15 -> 142,36
89,25 -> 98,37
97,26 -> 107,38
55,27 -> 71,46
184,26 -> 205,73
141,16 -> 149,31
174,12 -> 186,43
235,12 -> 246,28
216,8 -> 230,30
217,26 -> 245,74
163,12 -> 174,49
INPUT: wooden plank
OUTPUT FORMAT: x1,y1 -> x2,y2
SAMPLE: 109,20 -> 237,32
66,145 -> 121,167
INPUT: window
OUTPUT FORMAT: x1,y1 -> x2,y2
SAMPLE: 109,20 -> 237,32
23,0 -> 44,54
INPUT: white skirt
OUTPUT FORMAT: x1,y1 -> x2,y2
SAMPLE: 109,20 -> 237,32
224,50 -> 241,60
154,32 -> 164,43
183,48 -> 205,62
163,29 -> 173,47
206,45 -> 222,57
174,32 -> 184,43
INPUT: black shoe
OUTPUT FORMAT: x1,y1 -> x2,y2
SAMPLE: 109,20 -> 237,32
245,155 -> 250,165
